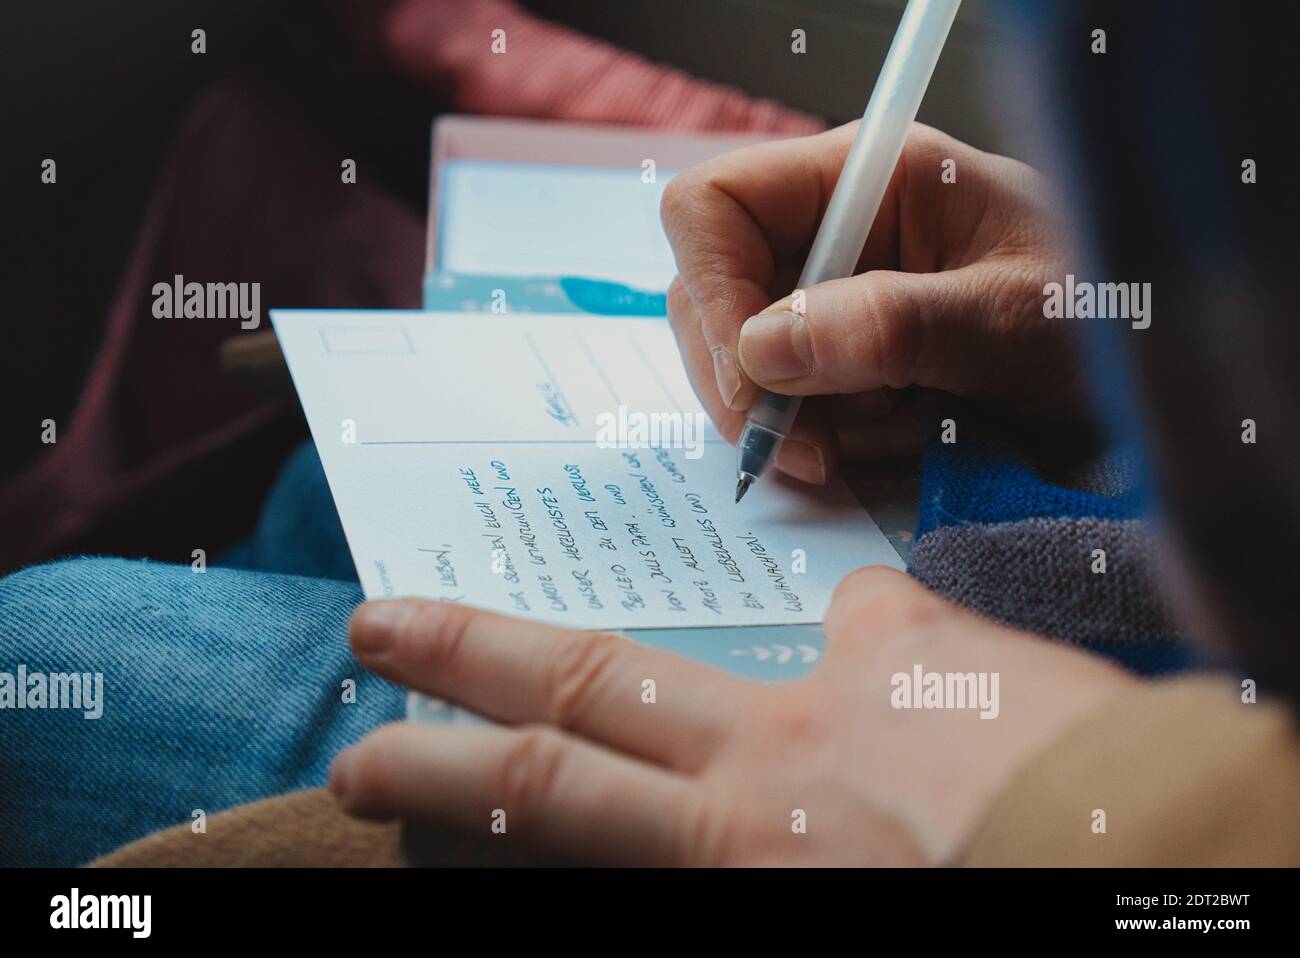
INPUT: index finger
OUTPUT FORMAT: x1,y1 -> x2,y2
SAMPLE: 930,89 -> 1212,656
660,122 -> 881,411
349,598 -> 751,772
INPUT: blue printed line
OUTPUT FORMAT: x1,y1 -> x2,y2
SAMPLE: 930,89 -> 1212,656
626,331 -> 683,414
575,333 -> 622,406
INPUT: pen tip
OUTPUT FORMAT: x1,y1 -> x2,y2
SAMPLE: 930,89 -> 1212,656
735,477 -> 751,504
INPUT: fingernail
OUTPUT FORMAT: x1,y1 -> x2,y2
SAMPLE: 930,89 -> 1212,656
776,439 -> 826,484
711,346 -> 743,409
330,748 -> 356,804
739,311 -> 814,382
351,600 -> 414,655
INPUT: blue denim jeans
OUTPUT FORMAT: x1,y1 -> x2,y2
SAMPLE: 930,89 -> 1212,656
0,443 -> 404,867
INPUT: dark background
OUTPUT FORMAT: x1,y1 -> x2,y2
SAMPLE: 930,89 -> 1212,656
0,0 -> 1019,485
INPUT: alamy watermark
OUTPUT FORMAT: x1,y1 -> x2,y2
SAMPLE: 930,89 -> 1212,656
0,665 -> 103,719
1043,273 -> 1151,329
152,273 -> 261,329
594,405 -> 709,460
890,664 -> 1000,719
50,888 -> 150,938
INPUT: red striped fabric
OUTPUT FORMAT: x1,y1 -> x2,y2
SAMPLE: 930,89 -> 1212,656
383,0 -> 827,134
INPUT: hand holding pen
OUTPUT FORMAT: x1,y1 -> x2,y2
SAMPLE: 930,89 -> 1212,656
661,0 -> 1083,499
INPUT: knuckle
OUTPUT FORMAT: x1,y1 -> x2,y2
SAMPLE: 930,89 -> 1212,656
544,631 -> 624,729
659,173 -> 687,218
666,275 -> 693,321
828,566 -> 944,644
659,172 -> 706,233
832,564 -> 908,607
675,798 -> 732,867
884,590 -> 946,631
903,122 -> 961,172
906,121 -> 947,151
764,689 -> 826,747
858,275 -> 923,388
501,726 -> 568,819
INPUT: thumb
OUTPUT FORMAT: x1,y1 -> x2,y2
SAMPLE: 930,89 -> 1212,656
735,268 -> 976,396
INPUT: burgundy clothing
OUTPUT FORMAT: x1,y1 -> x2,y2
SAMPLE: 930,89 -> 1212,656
0,0 -> 822,572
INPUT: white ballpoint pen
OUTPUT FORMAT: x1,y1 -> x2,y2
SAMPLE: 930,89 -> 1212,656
735,0 -> 961,502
